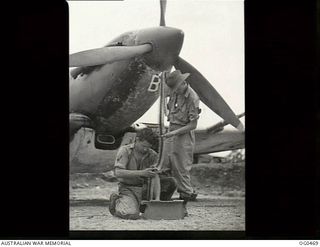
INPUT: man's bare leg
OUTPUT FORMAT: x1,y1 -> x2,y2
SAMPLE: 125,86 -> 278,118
151,174 -> 161,201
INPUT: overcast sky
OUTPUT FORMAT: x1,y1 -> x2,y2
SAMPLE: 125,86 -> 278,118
68,0 -> 244,129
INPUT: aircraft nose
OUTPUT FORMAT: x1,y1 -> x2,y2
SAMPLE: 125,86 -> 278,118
136,27 -> 185,70
148,27 -> 184,70
162,27 -> 184,56
167,27 -> 184,41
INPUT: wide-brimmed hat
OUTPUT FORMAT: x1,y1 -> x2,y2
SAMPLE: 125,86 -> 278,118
165,70 -> 190,90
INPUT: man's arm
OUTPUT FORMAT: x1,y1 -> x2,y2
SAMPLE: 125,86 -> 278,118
162,119 -> 198,138
115,167 -> 157,179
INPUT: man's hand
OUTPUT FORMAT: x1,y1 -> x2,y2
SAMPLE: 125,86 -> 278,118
140,168 -> 157,178
161,131 -> 175,139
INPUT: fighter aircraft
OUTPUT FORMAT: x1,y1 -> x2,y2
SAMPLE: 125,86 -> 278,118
69,0 -> 244,168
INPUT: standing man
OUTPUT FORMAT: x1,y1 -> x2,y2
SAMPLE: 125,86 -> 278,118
162,70 -> 201,202
109,128 -> 177,219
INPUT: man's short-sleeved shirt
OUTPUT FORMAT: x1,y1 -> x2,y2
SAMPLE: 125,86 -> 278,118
167,86 -> 200,126
114,144 -> 158,186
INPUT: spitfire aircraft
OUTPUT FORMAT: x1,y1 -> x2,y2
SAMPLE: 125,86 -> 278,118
69,0 -> 245,170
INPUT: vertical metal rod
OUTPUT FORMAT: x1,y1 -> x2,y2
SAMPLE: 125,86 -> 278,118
146,177 -> 151,201
156,71 -> 166,170
148,72 -> 166,202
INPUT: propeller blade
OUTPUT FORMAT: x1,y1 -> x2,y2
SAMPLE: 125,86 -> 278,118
206,112 -> 245,133
160,0 -> 167,26
70,67 -> 83,79
174,57 -> 243,130
69,44 -> 152,67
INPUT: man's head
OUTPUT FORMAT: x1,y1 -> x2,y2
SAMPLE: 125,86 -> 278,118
135,128 -> 159,154
165,70 -> 190,93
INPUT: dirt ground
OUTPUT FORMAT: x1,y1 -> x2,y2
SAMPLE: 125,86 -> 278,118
70,162 -> 245,231
70,198 -> 244,231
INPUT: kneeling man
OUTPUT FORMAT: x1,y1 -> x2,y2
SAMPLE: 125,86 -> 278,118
109,128 -> 177,219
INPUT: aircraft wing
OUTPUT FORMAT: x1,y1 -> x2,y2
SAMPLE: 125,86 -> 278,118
137,124 -> 244,155
194,129 -> 244,155
139,112 -> 245,155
